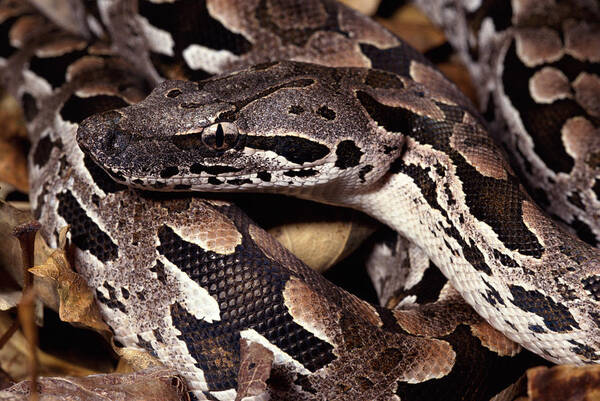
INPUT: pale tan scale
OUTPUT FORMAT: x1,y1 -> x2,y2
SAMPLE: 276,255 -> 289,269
283,277 -> 338,344
515,28 -> 564,67
450,122 -> 508,180
573,72 -> 600,118
564,19 -> 600,62
470,321 -> 522,357
169,206 -> 242,255
561,116 -> 600,161
529,67 -> 572,104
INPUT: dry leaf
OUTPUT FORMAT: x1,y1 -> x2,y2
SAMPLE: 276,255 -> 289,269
0,201 -> 48,325
0,200 -> 33,287
376,4 -> 446,53
269,218 -> 377,273
372,4 -> 477,103
0,367 -> 188,401
0,312 -> 98,381
29,250 -> 110,334
235,339 -> 273,401
114,347 -> 163,374
0,93 -> 28,193
438,60 -> 478,105
0,292 -> 20,311
339,0 -> 380,16
489,375 -> 526,401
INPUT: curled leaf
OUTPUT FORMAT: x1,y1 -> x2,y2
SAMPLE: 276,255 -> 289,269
269,217 -> 377,273
29,250 -> 109,334
114,347 -> 163,374
235,339 -> 273,401
0,200 -> 33,287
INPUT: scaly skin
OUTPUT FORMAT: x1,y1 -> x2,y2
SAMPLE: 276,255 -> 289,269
78,60 -> 600,365
0,1 -> 548,399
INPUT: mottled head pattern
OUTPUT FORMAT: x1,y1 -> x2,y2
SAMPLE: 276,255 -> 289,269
77,61 -> 406,196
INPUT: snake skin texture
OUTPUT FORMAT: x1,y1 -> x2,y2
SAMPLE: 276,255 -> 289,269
80,3 -> 600,366
414,0 -> 600,246
0,0 -> 572,399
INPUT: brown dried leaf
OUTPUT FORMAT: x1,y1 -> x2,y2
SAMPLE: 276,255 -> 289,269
114,347 -> 163,374
0,367 -> 188,401
235,339 -> 273,401
0,93 -> 28,193
0,312 -> 98,381
524,365 -> 600,401
269,218 -> 377,273
339,0 -> 380,16
437,60 -> 478,105
0,146 -> 28,194
490,375 -> 526,401
0,201 -> 45,323
0,200 -> 33,286
375,4 -> 446,53
0,291 -> 20,312
373,4 -> 478,104
29,250 -> 110,334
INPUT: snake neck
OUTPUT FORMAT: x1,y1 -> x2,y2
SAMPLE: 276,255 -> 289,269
322,154 -> 600,364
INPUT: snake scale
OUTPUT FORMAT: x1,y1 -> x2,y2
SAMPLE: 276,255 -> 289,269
1,0 -> 598,400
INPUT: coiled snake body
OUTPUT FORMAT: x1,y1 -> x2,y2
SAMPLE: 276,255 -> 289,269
1,0 -> 599,400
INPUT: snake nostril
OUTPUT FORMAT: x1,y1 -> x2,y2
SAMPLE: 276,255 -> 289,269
166,88 -> 182,98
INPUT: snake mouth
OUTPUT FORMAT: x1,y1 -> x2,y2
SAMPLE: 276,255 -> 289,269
114,161 -> 332,191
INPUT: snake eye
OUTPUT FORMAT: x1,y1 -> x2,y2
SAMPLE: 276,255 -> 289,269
202,122 -> 238,151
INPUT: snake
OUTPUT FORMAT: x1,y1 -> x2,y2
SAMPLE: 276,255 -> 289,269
0,0 -> 596,400
416,0 -> 600,247
79,0 -> 600,365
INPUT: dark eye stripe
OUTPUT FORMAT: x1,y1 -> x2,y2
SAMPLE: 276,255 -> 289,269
245,135 -> 329,164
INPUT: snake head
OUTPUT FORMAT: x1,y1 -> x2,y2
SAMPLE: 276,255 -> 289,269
76,61 -> 406,198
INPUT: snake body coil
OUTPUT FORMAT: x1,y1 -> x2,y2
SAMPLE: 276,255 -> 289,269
1,0 -> 597,400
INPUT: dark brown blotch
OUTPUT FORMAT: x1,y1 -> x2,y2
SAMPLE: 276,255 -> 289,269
283,169 -> 318,178
365,69 -> 405,89
582,275 -> 600,301
340,313 -> 363,350
33,135 -> 56,167
358,165 -> 373,183
317,106 -> 336,120
160,166 -> 179,179
509,285 -> 580,332
288,105 -> 304,115
21,92 -> 38,122
335,140 -> 363,169
257,171 -> 271,182
245,135 -> 329,164
180,102 -> 201,109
